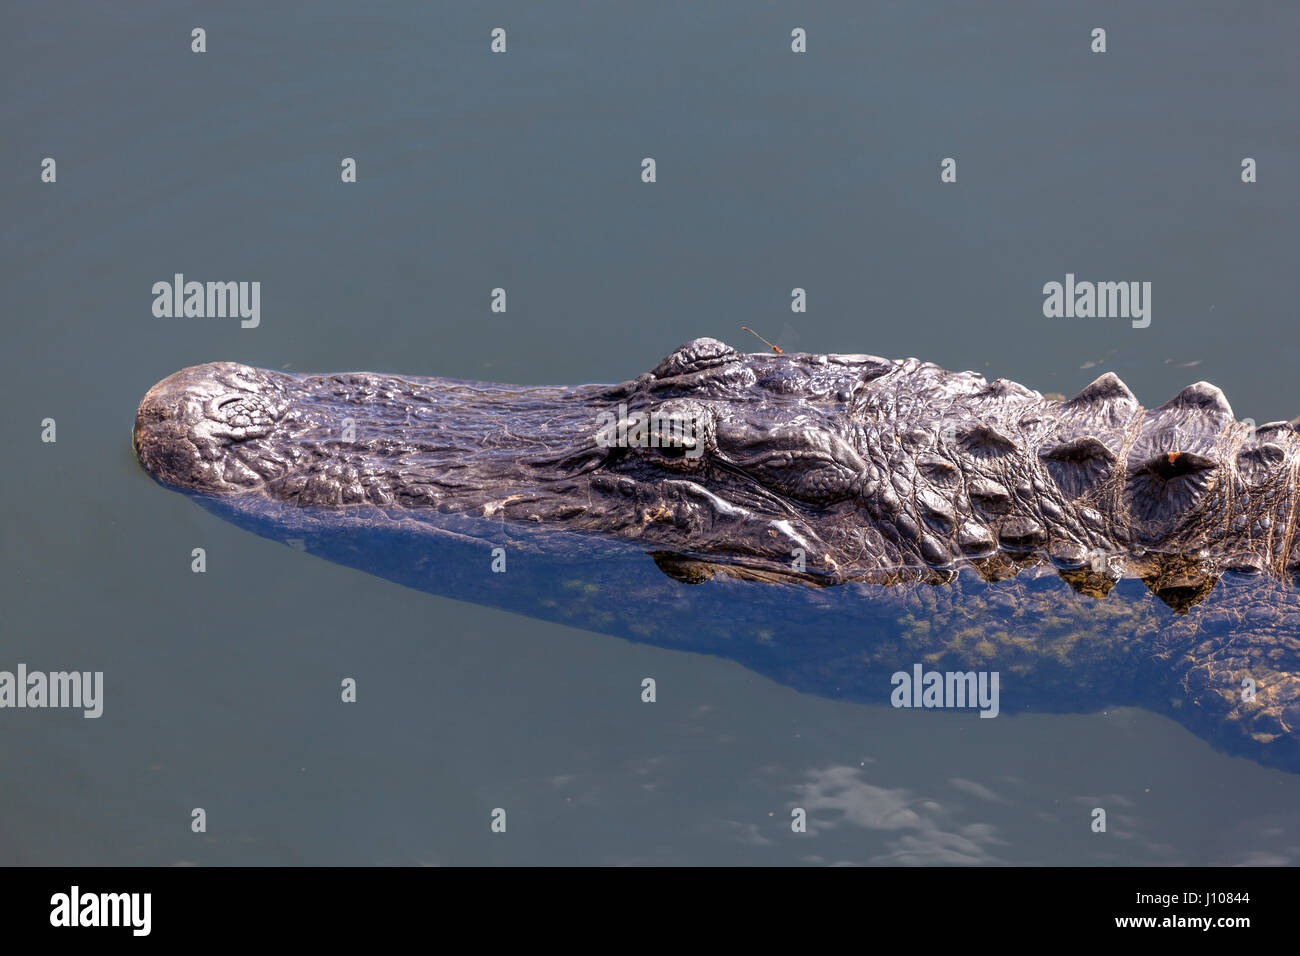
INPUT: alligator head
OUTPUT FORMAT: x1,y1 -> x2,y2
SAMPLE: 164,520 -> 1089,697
134,338 -> 1300,601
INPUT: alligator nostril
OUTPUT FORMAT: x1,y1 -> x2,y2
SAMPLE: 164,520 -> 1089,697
135,362 -> 277,492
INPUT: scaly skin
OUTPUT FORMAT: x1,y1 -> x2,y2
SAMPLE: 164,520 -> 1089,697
133,337 -> 1300,587
132,338 -> 1300,769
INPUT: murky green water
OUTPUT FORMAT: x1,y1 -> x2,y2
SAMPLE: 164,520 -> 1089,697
3,0 -> 1300,864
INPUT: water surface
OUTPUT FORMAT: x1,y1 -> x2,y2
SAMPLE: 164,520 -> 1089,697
3,0 -> 1300,864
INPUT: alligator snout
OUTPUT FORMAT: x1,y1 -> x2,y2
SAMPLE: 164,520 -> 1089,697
134,362 -> 289,494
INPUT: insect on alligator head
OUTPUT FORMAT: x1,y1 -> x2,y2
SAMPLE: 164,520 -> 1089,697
134,338 -> 1300,604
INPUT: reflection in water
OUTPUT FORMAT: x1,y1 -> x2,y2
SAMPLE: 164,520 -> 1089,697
793,765 -> 1008,865
176,487 -> 1300,776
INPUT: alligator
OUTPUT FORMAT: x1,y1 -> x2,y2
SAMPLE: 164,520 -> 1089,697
132,338 -> 1300,770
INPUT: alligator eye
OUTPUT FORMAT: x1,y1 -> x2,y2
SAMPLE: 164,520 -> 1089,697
649,338 -> 739,379
641,434 -> 708,471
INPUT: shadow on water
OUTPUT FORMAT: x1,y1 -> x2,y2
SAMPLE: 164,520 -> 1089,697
186,487 -> 1300,775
